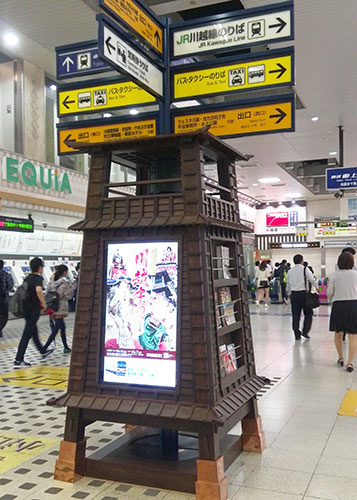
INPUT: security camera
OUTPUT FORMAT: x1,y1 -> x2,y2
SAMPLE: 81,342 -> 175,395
42,222 -> 48,228
334,192 -> 340,199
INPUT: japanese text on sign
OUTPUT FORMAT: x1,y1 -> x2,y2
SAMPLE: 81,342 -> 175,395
326,167 -> 357,190
174,101 -> 293,138
58,80 -> 155,116
173,9 -> 292,57
174,53 -> 292,99
102,0 -> 163,53
58,119 -> 157,155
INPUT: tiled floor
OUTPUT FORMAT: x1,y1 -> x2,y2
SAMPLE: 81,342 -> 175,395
0,305 -> 355,499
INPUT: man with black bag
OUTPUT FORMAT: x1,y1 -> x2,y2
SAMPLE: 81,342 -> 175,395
13,257 -> 53,367
287,254 -> 318,340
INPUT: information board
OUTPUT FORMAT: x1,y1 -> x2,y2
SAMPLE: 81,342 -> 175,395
326,167 -> 357,190
103,242 -> 178,388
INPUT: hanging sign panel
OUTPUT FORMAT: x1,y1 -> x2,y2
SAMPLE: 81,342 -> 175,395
173,49 -> 294,100
99,0 -> 163,55
57,117 -> 157,155
171,0 -> 293,58
173,97 -> 294,139
326,167 -> 357,190
57,78 -> 156,117
56,40 -> 111,80
98,15 -> 164,98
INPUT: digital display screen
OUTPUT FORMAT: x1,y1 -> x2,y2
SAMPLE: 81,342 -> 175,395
0,216 -> 34,233
103,242 -> 178,388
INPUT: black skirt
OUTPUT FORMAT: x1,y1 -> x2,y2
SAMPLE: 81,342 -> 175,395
330,300 -> 357,333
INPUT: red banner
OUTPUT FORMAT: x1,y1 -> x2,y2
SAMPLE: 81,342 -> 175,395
266,212 -> 289,227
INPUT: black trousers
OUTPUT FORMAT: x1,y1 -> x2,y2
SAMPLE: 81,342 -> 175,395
290,291 -> 313,338
281,283 -> 287,300
0,302 -> 9,335
15,311 -> 44,361
44,318 -> 69,350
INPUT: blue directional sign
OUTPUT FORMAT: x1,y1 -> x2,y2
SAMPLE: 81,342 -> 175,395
56,40 -> 111,80
326,167 -> 357,190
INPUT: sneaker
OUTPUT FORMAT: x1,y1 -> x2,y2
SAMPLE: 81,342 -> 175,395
63,348 -> 71,354
14,360 -> 31,368
42,349 -> 54,359
255,300 -> 260,307
264,304 -> 270,311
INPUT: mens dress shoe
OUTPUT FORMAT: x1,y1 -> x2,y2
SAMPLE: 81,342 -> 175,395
301,332 -> 310,339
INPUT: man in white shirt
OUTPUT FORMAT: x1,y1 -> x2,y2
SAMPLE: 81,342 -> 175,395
286,254 -> 318,340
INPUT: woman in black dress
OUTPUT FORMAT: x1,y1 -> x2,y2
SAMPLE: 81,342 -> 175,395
328,252 -> 357,372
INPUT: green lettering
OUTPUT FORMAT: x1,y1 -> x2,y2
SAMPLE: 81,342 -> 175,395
21,161 -> 37,187
6,157 -> 19,182
39,166 -> 52,189
60,173 -> 72,194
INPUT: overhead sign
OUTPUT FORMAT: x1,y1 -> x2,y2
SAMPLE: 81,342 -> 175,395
326,167 -> 357,190
173,49 -> 293,100
57,78 -> 156,117
270,242 -> 320,249
99,0 -> 163,54
173,97 -> 294,139
98,16 -> 163,97
171,1 -> 293,58
266,212 -> 289,227
56,40 -> 110,80
314,220 -> 357,238
57,117 -> 157,155
0,216 -> 34,233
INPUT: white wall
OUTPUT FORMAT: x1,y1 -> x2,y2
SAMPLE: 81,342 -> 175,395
271,248 -> 323,279
0,62 -> 15,151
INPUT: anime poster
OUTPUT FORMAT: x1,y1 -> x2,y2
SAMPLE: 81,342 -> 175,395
103,242 -> 178,388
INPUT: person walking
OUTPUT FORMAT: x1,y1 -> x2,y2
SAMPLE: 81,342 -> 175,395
328,251 -> 357,372
255,260 -> 271,310
14,257 -> 53,367
286,254 -> 318,340
43,264 -> 73,353
0,260 -> 14,337
278,259 -> 289,305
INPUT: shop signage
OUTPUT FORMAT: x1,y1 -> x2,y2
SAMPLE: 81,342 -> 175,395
171,1 -> 293,58
57,77 -> 156,117
326,167 -> 357,190
314,220 -> 357,238
99,0 -> 164,55
173,48 -> 294,100
266,211 -> 289,227
57,117 -> 157,155
270,242 -> 320,249
56,40 -> 110,80
1,156 -> 71,194
98,15 -> 164,97
0,216 -> 34,233
173,96 -> 294,138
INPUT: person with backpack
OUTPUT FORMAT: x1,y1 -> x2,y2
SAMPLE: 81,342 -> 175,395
43,264 -> 74,353
13,257 -> 53,367
278,259 -> 289,305
0,260 -> 14,338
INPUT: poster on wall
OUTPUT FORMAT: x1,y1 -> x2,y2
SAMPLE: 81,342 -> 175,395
103,241 -> 178,388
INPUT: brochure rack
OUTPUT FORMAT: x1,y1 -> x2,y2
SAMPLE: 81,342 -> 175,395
47,130 -> 266,499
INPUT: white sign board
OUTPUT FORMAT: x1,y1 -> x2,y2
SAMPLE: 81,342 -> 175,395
100,22 -> 163,97
172,8 -> 292,57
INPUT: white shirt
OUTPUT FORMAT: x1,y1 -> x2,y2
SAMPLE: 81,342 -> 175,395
286,264 -> 318,295
256,269 -> 270,285
327,269 -> 357,302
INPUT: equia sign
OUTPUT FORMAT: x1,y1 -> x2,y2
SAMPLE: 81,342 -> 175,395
1,156 -> 72,194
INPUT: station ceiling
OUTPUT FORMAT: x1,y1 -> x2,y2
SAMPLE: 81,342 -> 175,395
0,0 -> 355,203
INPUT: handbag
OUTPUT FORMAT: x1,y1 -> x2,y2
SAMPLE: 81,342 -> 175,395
259,280 -> 268,287
45,290 -> 59,312
304,267 -> 320,309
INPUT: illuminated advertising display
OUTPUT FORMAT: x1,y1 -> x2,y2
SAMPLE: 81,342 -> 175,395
103,241 -> 178,388
266,211 -> 289,227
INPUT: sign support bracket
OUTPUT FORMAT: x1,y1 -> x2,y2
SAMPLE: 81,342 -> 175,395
159,18 -> 171,135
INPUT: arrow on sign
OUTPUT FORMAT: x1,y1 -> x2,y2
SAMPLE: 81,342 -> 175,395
269,107 -> 287,124
269,63 -> 287,79
154,30 -> 161,47
62,95 -> 75,109
62,56 -> 74,72
269,17 -> 287,34
105,36 -> 116,56
63,134 -> 73,146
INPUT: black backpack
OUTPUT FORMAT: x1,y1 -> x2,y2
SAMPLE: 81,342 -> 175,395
11,281 -> 29,318
44,290 -> 59,312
